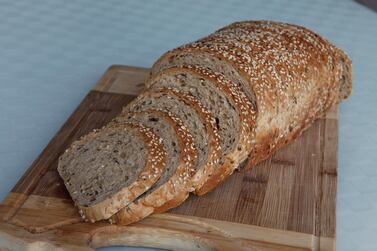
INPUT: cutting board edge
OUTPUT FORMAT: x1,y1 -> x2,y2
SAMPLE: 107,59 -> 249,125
92,64 -> 150,94
0,213 -> 335,251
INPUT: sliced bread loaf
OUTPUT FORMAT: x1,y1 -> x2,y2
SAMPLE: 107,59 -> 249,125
57,122 -> 166,222
150,20 -> 352,168
58,20 -> 352,225
148,65 -> 256,194
110,109 -> 197,225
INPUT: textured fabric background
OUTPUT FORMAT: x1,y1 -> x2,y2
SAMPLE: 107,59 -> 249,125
0,0 -> 376,250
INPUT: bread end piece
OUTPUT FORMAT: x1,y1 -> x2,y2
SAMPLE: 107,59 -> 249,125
337,50 -> 352,101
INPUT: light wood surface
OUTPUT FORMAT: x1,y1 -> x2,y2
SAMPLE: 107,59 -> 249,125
0,65 -> 338,251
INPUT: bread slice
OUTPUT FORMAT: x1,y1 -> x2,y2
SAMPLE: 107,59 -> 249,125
148,65 -> 256,195
122,87 -> 222,196
109,109 -> 197,225
150,20 -> 352,168
57,122 -> 166,222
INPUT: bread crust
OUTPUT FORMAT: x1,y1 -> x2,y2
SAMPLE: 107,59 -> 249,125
62,122 -> 167,222
110,109 -> 197,225
154,190 -> 190,214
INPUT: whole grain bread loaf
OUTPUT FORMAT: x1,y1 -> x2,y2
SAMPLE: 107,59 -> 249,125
58,20 -> 352,223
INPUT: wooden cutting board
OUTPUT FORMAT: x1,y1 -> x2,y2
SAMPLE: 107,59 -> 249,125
0,65 -> 338,251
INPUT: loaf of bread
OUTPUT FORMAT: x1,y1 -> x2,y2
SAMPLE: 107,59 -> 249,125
58,20 -> 352,223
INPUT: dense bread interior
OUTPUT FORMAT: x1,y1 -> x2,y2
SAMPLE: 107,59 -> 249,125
58,126 -> 147,206
150,71 -> 239,155
124,91 -> 207,173
114,111 -> 181,197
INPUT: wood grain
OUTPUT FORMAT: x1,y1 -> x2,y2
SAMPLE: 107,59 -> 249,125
0,65 -> 338,250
